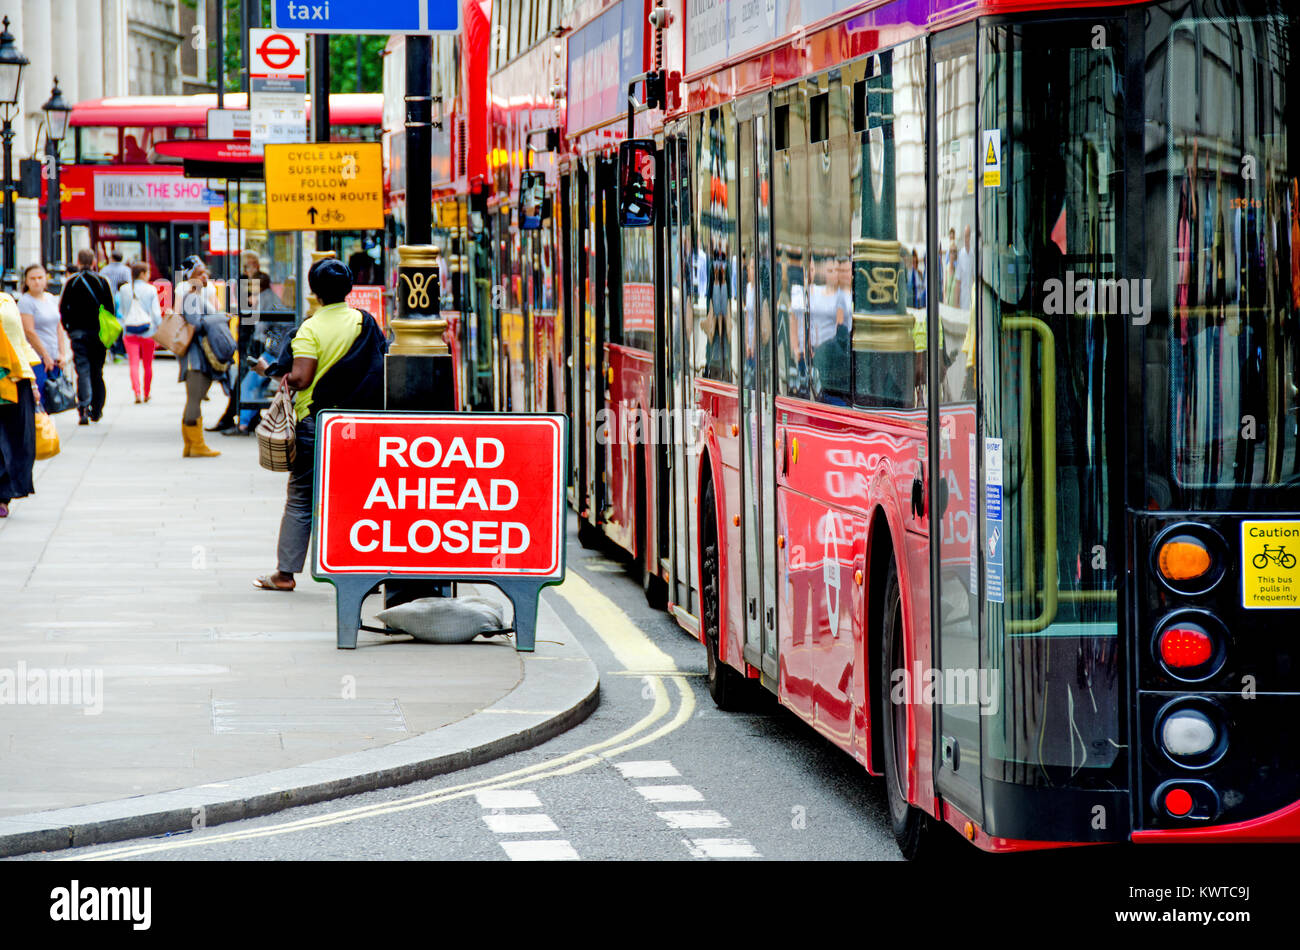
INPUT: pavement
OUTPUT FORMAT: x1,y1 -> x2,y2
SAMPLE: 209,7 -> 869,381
0,358 -> 597,857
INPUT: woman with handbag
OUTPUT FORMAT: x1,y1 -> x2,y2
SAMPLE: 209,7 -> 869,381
17,264 -> 69,401
0,291 -> 38,518
118,261 -> 162,403
176,260 -> 226,458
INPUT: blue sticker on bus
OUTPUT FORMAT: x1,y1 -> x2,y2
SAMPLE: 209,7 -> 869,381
984,438 -> 1004,604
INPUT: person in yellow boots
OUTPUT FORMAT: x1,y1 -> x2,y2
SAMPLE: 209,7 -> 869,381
176,258 -> 227,458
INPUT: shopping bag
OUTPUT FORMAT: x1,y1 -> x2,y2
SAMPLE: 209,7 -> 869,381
41,370 -> 77,414
255,385 -> 296,472
34,411 -> 59,460
154,309 -> 195,357
97,305 -> 123,349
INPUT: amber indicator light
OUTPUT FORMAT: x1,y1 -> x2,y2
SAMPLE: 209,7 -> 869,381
1157,538 -> 1212,582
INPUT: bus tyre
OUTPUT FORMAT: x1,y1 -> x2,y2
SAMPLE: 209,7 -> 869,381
879,557 -> 935,860
577,518 -> 603,550
702,479 -> 745,710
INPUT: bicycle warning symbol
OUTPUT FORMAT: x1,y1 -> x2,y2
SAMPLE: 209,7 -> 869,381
1242,521 -> 1300,608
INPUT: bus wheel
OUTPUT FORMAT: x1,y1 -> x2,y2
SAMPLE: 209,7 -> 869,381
577,518 -> 603,550
701,479 -> 745,709
879,557 -> 934,859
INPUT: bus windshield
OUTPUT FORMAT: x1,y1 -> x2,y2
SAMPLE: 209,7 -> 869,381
1144,4 -> 1299,511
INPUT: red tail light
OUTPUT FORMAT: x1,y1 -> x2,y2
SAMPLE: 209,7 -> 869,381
1163,787 -> 1194,817
1159,624 -> 1214,669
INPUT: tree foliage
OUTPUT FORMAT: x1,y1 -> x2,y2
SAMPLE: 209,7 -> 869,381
183,0 -> 388,93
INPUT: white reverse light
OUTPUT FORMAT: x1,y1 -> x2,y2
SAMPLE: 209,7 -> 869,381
1161,709 -> 1217,758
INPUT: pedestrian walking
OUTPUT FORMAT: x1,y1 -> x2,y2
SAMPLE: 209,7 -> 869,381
59,249 -> 115,425
17,263 -> 69,399
176,259 -> 229,458
101,251 -> 131,365
254,258 -> 387,590
0,290 -> 39,518
118,260 -> 162,403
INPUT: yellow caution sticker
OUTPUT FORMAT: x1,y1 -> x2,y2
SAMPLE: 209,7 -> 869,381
982,130 -> 1001,188
264,142 -> 383,232
1242,521 -> 1300,608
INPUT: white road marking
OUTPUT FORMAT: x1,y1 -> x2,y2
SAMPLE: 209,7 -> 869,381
474,790 -> 543,809
482,813 -> 560,834
500,840 -> 580,861
657,810 -> 732,829
635,784 -> 704,803
613,760 -> 680,779
683,838 -> 761,859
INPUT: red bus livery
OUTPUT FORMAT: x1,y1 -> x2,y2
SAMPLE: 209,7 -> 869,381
426,0 -> 1300,855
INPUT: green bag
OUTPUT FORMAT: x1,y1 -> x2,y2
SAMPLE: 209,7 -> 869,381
97,305 -> 122,349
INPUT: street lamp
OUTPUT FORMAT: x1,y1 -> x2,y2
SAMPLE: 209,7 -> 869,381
42,77 -> 69,284
0,17 -> 27,291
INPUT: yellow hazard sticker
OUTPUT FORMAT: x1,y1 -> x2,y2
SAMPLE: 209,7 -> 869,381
982,130 -> 1001,188
1242,521 -> 1300,608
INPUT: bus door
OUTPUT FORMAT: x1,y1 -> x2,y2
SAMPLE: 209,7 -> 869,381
929,26 -> 983,822
573,161 -> 591,518
593,153 -> 618,525
665,121 -> 694,610
560,171 -> 578,503
737,97 -> 780,679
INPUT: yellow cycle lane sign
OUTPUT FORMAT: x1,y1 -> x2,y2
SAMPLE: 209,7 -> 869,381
264,142 -> 383,231
1242,521 -> 1300,608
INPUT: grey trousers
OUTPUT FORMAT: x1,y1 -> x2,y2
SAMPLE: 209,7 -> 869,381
276,415 -> 316,574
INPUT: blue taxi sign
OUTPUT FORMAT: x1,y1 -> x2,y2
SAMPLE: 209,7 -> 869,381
271,0 -> 459,34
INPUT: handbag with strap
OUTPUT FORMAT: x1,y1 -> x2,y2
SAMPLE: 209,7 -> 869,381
41,370 -> 76,414
123,292 -> 152,334
255,384 -> 296,472
34,408 -> 59,460
97,305 -> 122,349
154,307 -> 195,356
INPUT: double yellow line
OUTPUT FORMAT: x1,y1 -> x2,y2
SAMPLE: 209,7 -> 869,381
71,572 -> 693,860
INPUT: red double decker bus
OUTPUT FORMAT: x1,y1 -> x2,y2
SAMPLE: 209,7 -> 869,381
488,0 -> 1300,855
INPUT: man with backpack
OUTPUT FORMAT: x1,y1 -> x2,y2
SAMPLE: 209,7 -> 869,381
253,258 -> 387,591
59,249 -> 117,425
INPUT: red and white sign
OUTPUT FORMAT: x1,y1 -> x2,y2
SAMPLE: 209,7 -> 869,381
251,29 -> 307,80
345,286 -> 385,330
250,28 -> 308,152
315,414 -> 566,578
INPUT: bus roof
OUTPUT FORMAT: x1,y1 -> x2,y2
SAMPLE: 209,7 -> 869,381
70,93 -> 383,129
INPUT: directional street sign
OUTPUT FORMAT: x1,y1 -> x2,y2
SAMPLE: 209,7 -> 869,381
264,142 -> 383,231
271,0 -> 460,34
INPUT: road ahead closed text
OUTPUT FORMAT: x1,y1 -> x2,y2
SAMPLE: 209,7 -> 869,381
315,414 -> 565,577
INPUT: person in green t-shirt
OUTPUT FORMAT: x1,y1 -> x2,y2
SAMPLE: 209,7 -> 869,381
254,259 -> 362,592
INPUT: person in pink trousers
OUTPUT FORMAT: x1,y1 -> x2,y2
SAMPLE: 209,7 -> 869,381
117,261 -> 162,402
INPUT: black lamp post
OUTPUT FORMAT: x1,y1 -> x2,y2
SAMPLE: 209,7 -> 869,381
0,17 -> 27,291
42,76 -> 69,285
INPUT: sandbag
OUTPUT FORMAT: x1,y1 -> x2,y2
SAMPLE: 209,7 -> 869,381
375,595 -> 510,643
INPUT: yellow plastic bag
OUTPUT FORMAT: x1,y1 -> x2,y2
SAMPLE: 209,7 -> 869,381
34,411 -> 59,460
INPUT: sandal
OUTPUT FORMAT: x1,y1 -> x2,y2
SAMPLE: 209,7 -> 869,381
0,503 -> 8,518
253,574 -> 295,591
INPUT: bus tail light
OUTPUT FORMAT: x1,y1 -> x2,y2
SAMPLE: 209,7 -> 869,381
1162,709 -> 1216,756
1163,787 -> 1193,816
1157,537 -> 1212,582
1155,700 -> 1227,768
1158,624 -> 1213,669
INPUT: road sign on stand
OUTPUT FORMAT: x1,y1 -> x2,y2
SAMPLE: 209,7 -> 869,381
271,0 -> 460,33
264,142 -> 383,231
312,412 -> 568,650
